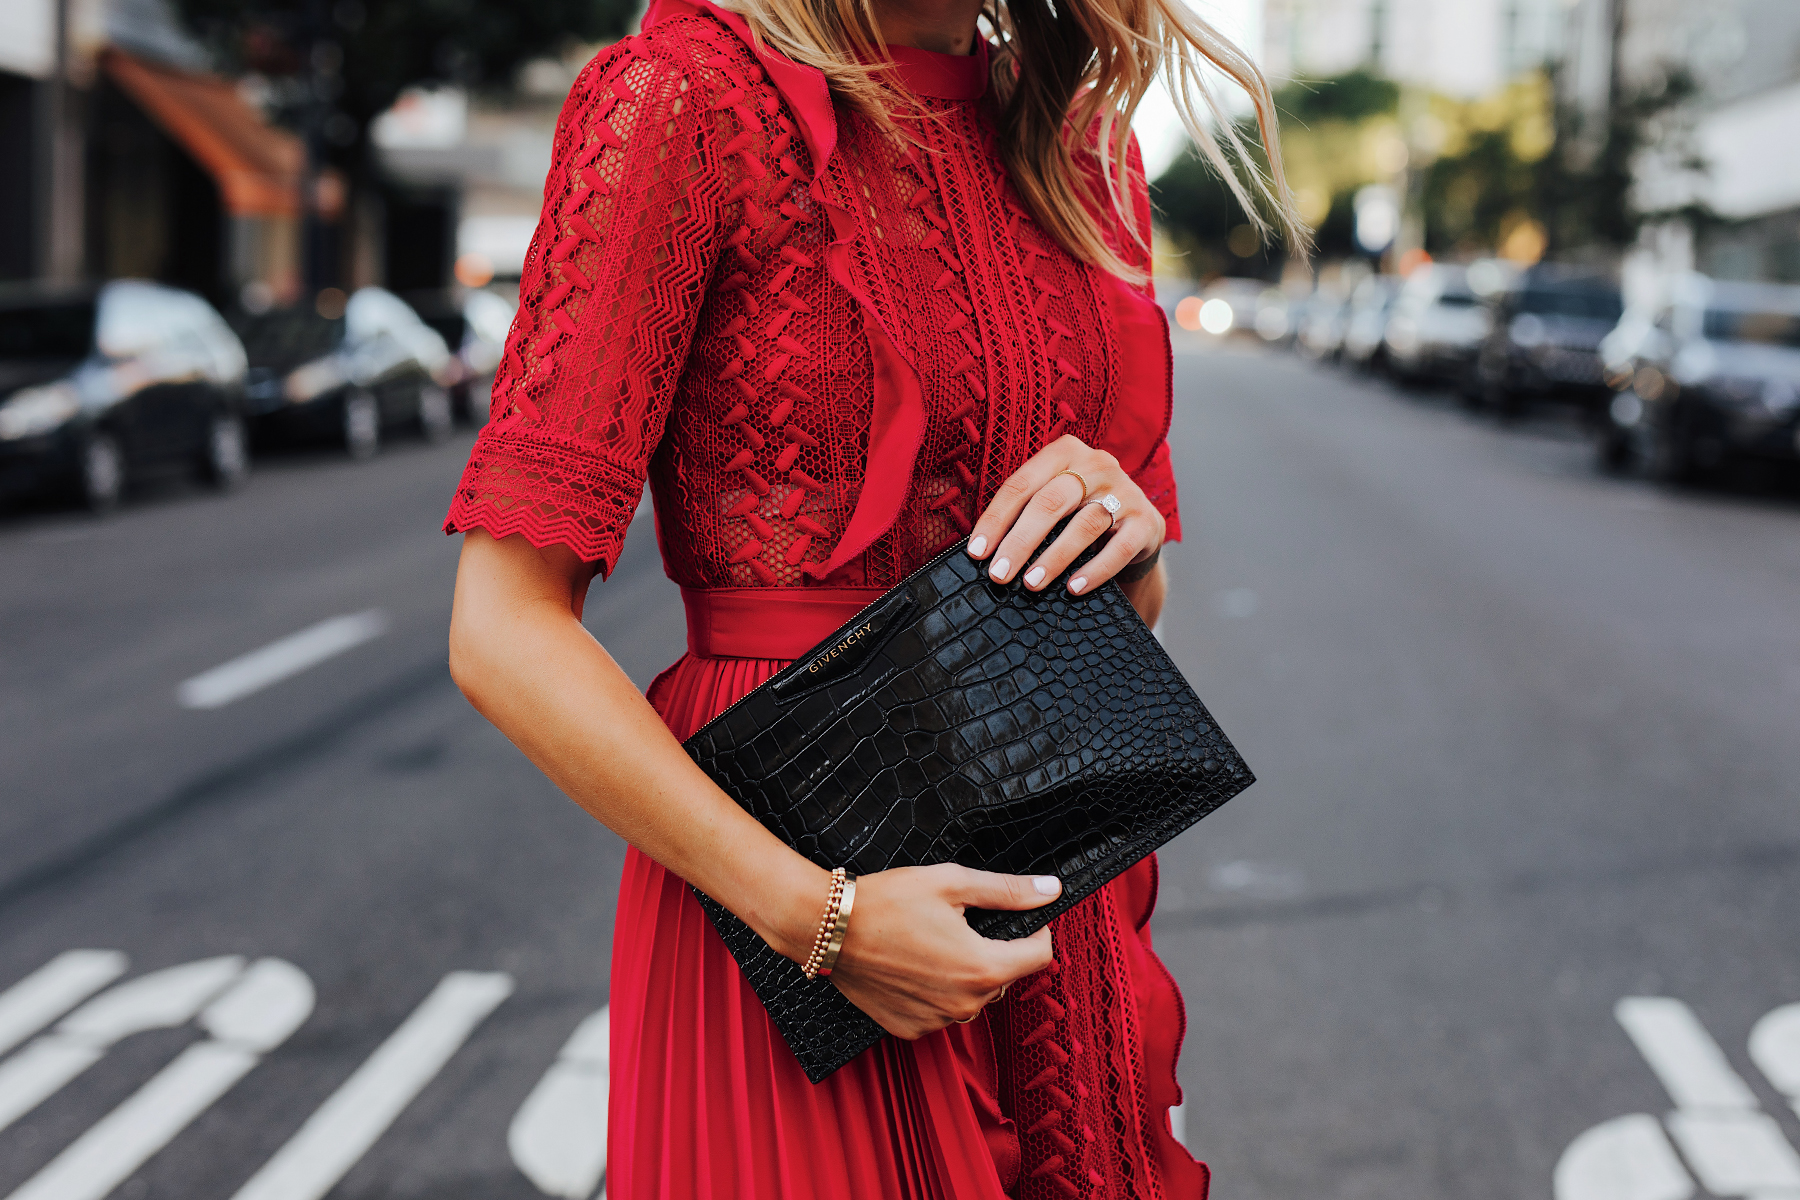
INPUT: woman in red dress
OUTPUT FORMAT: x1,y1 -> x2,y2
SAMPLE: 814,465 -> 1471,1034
446,0 -> 1298,1192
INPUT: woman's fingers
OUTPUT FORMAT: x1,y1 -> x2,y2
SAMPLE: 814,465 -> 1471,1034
967,436 -> 1096,566
946,865 -> 1062,911
981,469 -> 1085,583
1064,515 -> 1157,595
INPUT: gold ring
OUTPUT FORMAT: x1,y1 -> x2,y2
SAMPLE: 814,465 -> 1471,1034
1052,469 -> 1090,505
998,982 -> 1009,1000
955,1010 -> 982,1025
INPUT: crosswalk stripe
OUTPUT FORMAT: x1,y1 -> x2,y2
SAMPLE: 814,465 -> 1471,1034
1614,997 -> 1759,1111
0,952 -> 128,1059
5,1043 -> 260,1200
508,1006 -> 610,1199
229,971 -> 514,1200
177,610 -> 389,709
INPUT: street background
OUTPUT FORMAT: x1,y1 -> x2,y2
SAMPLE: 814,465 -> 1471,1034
3,0 -> 1800,1198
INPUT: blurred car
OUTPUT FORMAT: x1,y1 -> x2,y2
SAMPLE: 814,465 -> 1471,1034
409,288 -> 516,425
1295,289 -> 1350,361
1189,277 -> 1268,338
237,288 -> 453,458
1382,264 -> 1490,386
1473,269 -> 1622,416
1596,274 -> 1800,481
1340,276 -> 1400,369
0,280 -> 249,511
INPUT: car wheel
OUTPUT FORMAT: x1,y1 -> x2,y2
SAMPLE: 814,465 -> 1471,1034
79,433 -> 125,513
343,391 -> 381,460
1595,428 -> 1635,474
418,384 -> 453,443
200,413 -> 250,489
1645,419 -> 1706,486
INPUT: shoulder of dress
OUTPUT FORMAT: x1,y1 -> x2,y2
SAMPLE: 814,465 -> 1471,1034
564,14 -> 756,110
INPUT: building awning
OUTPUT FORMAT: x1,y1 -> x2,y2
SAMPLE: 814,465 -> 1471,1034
102,49 -> 304,218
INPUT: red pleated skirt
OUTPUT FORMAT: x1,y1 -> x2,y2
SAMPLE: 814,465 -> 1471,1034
606,589 -> 1209,1199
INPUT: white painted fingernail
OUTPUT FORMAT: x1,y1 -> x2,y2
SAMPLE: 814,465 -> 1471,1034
968,535 -> 987,557
1025,566 -> 1045,587
1033,876 -> 1062,896
990,557 -> 1010,581
1068,576 -> 1087,594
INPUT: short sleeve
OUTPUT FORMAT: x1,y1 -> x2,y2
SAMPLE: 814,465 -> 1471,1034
444,32 -> 730,574
1130,438 -> 1181,543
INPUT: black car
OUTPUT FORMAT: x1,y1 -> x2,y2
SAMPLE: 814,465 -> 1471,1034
407,288 -> 516,425
237,287 -> 453,458
0,281 -> 250,511
1473,270 -> 1623,416
1597,275 -> 1800,481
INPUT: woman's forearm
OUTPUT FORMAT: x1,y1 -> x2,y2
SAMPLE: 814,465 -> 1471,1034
448,532 -> 828,960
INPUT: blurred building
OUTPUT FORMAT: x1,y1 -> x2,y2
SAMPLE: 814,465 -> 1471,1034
0,0 -> 305,305
1563,0 -> 1800,285
1262,0 -> 1568,98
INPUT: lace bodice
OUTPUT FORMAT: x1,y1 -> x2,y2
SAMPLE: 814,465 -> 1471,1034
445,0 -> 1179,588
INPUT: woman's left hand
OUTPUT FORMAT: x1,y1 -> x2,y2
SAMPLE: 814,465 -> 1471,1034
967,434 -> 1165,597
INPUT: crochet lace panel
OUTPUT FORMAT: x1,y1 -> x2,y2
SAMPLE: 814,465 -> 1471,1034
444,14 -> 1176,584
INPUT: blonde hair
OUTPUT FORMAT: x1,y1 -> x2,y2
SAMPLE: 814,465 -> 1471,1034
725,0 -> 1308,282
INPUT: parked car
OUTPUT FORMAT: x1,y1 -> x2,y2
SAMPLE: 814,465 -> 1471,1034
1382,264 -> 1491,386
408,288 -> 516,425
1340,275 -> 1400,369
1596,274 -> 1800,481
1296,288 -> 1351,361
237,288 -> 453,458
1473,269 -> 1622,416
1194,277 -> 1269,338
0,280 -> 249,511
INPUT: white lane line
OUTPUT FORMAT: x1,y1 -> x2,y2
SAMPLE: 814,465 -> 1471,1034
1750,1004 -> 1800,1114
1664,1110 -> 1800,1196
6,1043 -> 259,1200
1615,997 -> 1759,1111
1553,1114 -> 1695,1200
178,610 -> 389,709
0,957 -> 244,1135
0,951 -> 128,1059
509,1006 -> 609,1199
230,971 -> 514,1200
4,959 -> 315,1200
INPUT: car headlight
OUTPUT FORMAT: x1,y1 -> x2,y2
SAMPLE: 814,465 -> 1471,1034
1762,379 -> 1799,414
0,383 -> 81,440
284,356 -> 347,403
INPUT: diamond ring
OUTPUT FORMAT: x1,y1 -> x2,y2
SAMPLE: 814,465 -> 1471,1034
1083,493 -> 1122,528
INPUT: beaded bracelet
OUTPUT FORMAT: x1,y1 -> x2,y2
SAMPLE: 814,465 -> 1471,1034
800,868 -> 858,980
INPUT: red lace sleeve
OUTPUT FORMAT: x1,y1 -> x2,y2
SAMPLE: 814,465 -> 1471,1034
444,34 -> 730,573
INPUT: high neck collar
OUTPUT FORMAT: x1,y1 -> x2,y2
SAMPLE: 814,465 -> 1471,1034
882,39 -> 990,101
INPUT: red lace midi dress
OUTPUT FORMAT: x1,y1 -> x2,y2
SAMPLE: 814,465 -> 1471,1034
445,2 -> 1206,1195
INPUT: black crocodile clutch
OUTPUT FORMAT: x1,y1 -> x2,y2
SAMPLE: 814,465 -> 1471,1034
682,535 -> 1255,1082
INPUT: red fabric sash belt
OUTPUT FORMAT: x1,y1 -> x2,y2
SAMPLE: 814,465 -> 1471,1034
681,587 -> 886,660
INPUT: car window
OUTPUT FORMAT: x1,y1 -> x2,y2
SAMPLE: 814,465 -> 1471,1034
234,310 -> 346,366
344,289 -> 416,342
97,283 -> 187,358
1519,288 -> 1623,321
0,301 -> 96,360
1702,307 -> 1800,348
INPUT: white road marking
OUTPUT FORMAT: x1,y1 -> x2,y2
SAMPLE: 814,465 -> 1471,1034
3,959 -> 314,1200
1614,997 -> 1759,1111
230,971 -> 514,1200
0,951 -> 128,1058
1750,1004 -> 1800,1114
1664,1111 -> 1800,1196
1554,1114 -> 1694,1200
509,1005 -> 609,1199
178,610 -> 389,709
0,957 -> 244,1135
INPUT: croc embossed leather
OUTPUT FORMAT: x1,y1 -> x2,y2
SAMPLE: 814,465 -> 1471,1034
684,532 -> 1255,1082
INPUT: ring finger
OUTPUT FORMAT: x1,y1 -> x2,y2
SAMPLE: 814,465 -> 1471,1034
984,471 -> 1095,584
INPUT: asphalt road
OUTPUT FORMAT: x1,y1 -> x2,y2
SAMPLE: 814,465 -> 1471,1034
0,342 -> 1796,1200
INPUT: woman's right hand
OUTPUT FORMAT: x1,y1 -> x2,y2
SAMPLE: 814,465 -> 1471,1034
823,864 -> 1062,1038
